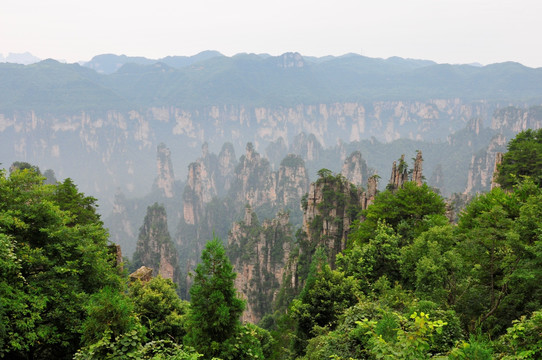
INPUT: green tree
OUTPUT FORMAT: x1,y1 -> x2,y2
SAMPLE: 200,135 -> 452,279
338,221 -> 402,291
184,237 -> 245,359
350,182 -> 446,246
0,167 -> 124,359
81,286 -> 140,346
52,178 -> 102,226
400,224 -> 463,304
455,181 -> 542,335
495,310 -> 542,359
129,276 -> 188,343
496,128 -> 542,189
291,248 -> 359,356
360,311 -> 447,360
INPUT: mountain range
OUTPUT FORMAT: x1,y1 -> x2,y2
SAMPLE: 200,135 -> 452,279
1,51 -> 542,217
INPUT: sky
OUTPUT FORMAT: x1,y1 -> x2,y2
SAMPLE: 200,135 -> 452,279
2,0 -> 542,68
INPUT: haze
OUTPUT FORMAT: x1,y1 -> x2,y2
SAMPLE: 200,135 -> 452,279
2,0 -> 542,67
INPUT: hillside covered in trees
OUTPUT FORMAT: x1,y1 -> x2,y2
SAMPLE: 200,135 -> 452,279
2,129 -> 542,359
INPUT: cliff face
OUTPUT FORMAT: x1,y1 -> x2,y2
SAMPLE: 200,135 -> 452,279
291,133 -> 323,162
388,155 -> 410,191
182,143 -> 221,225
277,154 -> 310,208
464,135 -> 508,194
133,203 -> 182,286
301,173 -> 364,268
105,143 -> 184,259
154,143 -> 176,198
0,100 -> 514,215
491,152 -> 504,190
491,106 -> 542,133
388,151 -> 424,191
341,151 -> 370,187
217,143 -> 237,195
231,143 -> 277,208
228,208 -> 293,323
176,144 -> 310,297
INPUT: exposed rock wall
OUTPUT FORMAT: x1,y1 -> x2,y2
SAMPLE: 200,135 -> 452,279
228,208 -> 293,323
231,143 -> 277,208
182,143 -> 225,225
133,203 -> 182,286
277,154 -> 310,208
389,155 -> 409,191
491,106 -> 542,133
341,151 -> 370,187
176,144 -> 310,297
464,135 -> 508,194
388,151 -> 424,191
154,143 -> 176,198
301,174 -> 363,267
0,100 -> 509,215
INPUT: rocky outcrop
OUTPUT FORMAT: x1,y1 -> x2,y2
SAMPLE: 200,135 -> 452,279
302,173 -> 363,267
182,143 -> 221,225
291,133 -> 323,162
176,144 -> 310,297
277,154 -> 310,208
217,143 -> 238,195
388,155 -> 409,191
491,152 -> 504,190
361,175 -> 378,210
231,143 -> 277,208
133,203 -> 181,285
341,151 -> 370,187
154,143 -> 176,198
129,266 -> 153,283
228,207 -> 293,323
491,106 -> 542,133
388,151 -> 424,190
412,151 -> 424,186
0,100 -> 507,217
464,135 -> 507,194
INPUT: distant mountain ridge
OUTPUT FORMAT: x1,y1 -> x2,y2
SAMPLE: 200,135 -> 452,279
83,50 -> 225,74
2,52 -> 542,113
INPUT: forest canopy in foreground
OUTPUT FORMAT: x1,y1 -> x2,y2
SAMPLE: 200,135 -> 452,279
1,128 -> 542,359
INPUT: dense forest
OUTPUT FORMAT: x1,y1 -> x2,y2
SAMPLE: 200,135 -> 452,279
2,129 -> 542,359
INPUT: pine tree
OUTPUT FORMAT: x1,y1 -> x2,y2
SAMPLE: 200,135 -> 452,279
184,237 -> 245,359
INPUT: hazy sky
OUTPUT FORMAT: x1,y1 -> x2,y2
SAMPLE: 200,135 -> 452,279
2,0 -> 541,67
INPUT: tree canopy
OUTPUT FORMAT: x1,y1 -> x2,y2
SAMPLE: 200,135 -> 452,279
184,237 -> 245,359
0,167 -> 123,359
496,128 -> 542,188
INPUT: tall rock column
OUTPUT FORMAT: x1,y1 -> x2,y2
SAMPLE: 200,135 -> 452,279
388,152 -> 424,191
228,208 -> 293,323
412,150 -> 423,186
133,203 -> 182,286
154,143 -> 176,198
389,155 -> 409,191
341,151 -> 369,187
301,172 -> 363,267
361,175 -> 378,209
